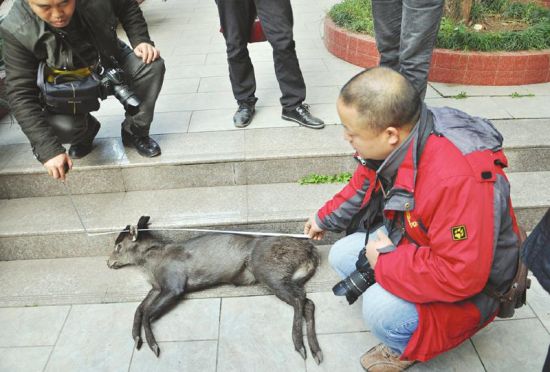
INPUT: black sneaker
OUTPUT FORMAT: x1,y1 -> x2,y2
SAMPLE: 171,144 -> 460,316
282,104 -> 325,129
68,117 -> 101,159
121,129 -> 161,157
233,102 -> 255,128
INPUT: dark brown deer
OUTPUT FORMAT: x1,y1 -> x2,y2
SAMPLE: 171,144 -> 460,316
107,216 -> 323,364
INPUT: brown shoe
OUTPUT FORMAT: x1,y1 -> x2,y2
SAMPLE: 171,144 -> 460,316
360,343 -> 415,371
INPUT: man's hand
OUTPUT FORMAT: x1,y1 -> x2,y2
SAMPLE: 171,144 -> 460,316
133,42 -> 160,64
304,214 -> 325,241
43,153 -> 72,181
365,230 -> 393,268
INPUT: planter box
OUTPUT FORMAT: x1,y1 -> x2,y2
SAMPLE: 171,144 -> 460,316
324,17 -> 550,85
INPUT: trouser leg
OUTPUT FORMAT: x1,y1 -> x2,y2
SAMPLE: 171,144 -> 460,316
117,44 -> 166,137
254,0 -> 305,110
371,0 -> 403,72
216,0 -> 257,105
362,283 -> 418,354
400,0 -> 444,99
328,232 -> 367,279
45,112 -> 99,145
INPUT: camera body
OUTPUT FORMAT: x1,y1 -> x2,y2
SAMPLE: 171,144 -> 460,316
97,67 -> 141,115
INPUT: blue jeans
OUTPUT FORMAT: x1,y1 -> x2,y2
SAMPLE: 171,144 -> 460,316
328,231 -> 419,354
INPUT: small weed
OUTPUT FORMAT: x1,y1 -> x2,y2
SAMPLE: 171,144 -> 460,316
299,172 -> 352,185
453,91 -> 468,99
510,92 -> 535,98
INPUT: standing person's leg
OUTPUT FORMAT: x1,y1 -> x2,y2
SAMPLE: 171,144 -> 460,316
371,0 -> 403,72
254,0 -> 324,129
216,0 -> 257,106
399,0 -> 444,99
46,112 -> 100,159
117,44 -> 165,157
254,0 -> 304,110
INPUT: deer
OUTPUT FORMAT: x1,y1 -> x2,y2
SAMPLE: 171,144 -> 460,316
107,216 -> 323,364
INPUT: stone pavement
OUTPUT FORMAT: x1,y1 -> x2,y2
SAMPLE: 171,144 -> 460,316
0,0 -> 550,371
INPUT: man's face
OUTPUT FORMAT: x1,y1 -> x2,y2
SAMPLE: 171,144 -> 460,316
27,0 -> 75,28
337,98 -> 398,161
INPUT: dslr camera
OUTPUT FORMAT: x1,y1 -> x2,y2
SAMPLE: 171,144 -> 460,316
97,67 -> 141,115
332,226 -> 388,305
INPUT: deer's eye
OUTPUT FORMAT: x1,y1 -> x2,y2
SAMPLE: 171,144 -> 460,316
115,243 -> 122,253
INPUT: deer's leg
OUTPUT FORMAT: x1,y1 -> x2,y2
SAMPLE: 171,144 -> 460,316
263,278 -> 308,360
142,280 -> 185,357
304,298 -> 323,364
133,288 -> 160,350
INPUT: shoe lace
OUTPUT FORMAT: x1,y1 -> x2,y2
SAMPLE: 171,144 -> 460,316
297,104 -> 311,115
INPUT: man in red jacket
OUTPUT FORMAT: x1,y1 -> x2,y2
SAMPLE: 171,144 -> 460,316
304,67 -> 520,370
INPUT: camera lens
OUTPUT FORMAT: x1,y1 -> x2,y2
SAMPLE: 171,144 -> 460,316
332,269 -> 376,305
113,85 -> 140,116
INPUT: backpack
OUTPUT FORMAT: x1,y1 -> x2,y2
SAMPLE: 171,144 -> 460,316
484,226 -> 531,318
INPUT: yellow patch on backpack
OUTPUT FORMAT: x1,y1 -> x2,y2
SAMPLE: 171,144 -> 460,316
451,225 -> 468,241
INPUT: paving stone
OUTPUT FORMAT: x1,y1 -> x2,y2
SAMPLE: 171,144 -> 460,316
46,303 -> 136,372
425,97 -> 513,120
94,112 -> 192,138
129,340 -> 218,372
471,318 -> 550,372
243,124 -> 350,160
0,123 -> 27,146
0,306 -> 69,347
218,295 -> 307,372
307,292 -> 368,334
526,276 -> 550,332
494,96 -> 550,119
429,82 -> 531,97
0,346 -> 52,372
409,340 -> 485,371
522,82 -> 550,96
247,183 -> 342,223
304,332 -> 379,372
160,77 -> 200,95
139,298 -> 220,342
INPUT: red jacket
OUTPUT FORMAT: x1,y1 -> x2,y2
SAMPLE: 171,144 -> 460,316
316,106 -> 520,361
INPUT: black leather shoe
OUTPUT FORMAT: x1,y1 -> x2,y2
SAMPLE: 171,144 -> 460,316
282,104 -> 325,129
233,102 -> 255,128
121,129 -> 161,157
68,119 -> 101,159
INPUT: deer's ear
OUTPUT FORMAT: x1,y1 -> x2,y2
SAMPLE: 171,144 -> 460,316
137,216 -> 150,230
115,225 -> 131,244
129,225 -> 139,242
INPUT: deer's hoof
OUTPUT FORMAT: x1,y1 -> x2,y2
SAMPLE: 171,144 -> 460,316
134,336 -> 142,350
313,350 -> 323,365
150,343 -> 160,357
296,345 -> 307,360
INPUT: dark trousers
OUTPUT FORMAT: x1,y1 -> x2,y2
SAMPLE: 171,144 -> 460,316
216,0 -> 306,110
371,0 -> 444,99
47,43 -> 165,143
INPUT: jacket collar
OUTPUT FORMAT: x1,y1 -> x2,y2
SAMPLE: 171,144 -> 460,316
383,103 -> 434,212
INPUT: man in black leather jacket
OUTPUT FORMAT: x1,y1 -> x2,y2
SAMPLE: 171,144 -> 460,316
0,0 -> 165,180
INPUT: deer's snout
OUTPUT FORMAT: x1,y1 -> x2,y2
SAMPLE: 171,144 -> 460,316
107,256 -> 123,269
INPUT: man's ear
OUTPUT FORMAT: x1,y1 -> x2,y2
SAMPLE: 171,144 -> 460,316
386,127 -> 400,146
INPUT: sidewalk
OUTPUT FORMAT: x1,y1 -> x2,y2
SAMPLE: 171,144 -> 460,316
0,0 -> 549,371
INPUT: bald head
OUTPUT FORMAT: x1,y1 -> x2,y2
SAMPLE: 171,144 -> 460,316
339,67 -> 421,132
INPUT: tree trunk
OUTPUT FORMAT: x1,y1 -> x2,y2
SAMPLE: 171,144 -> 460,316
445,0 -> 474,23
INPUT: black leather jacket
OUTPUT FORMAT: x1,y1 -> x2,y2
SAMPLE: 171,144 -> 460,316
0,0 -> 154,162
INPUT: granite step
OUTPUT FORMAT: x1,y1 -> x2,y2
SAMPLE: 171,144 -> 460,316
0,246 -> 339,308
1,174 -> 549,261
0,118 -> 549,199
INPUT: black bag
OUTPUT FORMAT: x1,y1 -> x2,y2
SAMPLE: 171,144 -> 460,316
37,62 -> 101,115
484,226 -> 531,318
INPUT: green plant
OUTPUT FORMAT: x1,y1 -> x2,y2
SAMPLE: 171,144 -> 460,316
299,172 -> 352,185
329,0 -> 550,51
510,92 -> 535,98
453,91 -> 468,99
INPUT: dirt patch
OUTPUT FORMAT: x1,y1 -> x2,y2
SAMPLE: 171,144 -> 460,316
474,14 -> 530,32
